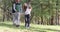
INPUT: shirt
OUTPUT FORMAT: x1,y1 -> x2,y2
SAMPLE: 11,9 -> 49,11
15,3 -> 22,12
25,8 -> 31,15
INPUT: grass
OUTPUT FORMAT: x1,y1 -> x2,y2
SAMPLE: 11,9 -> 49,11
0,21 -> 60,32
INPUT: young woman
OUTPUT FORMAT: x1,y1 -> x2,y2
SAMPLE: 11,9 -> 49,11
23,2 -> 32,28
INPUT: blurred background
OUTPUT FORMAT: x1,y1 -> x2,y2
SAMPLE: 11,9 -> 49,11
0,0 -> 60,25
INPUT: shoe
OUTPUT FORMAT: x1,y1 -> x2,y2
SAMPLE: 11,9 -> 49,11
16,25 -> 20,27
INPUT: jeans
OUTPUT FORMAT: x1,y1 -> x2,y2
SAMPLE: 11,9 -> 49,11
13,12 -> 20,25
25,14 -> 30,27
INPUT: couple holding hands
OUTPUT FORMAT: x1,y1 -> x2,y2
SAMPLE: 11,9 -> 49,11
12,0 -> 32,28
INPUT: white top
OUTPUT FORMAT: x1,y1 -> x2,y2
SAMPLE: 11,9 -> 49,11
25,8 -> 31,15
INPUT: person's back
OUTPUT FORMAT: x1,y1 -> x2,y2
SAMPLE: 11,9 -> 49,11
24,2 -> 32,28
25,6 -> 32,15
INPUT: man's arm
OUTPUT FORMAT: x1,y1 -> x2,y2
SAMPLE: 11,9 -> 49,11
13,4 -> 17,11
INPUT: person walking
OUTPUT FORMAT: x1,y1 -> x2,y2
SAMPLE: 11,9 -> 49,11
23,1 -> 32,28
12,0 -> 22,27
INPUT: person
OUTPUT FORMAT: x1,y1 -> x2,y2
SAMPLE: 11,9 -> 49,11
23,1 -> 32,28
12,0 -> 22,27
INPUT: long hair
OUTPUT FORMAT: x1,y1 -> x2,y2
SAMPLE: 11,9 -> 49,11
23,3 -> 32,11
23,3 -> 27,11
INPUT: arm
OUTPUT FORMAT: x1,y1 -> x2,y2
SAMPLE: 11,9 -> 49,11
29,6 -> 32,11
30,7 -> 32,11
13,4 -> 17,11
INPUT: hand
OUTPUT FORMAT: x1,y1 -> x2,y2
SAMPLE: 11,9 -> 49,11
30,14 -> 31,16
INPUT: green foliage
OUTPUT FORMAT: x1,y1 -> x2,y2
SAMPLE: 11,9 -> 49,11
0,0 -> 60,24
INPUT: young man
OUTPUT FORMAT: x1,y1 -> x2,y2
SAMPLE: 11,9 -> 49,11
12,0 -> 22,27
23,1 -> 32,28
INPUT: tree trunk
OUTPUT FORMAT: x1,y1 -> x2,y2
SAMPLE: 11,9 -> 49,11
37,16 -> 40,24
41,16 -> 43,24
3,13 -> 5,22
50,16 -> 54,25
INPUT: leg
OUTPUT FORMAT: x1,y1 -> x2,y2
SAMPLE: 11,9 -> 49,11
27,14 -> 30,27
25,14 -> 30,28
13,13 -> 16,25
16,12 -> 20,27
25,15 -> 27,27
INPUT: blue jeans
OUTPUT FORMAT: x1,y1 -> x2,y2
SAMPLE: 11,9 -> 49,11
25,14 -> 30,27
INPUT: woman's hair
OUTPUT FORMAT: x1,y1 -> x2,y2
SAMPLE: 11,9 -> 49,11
23,3 -> 27,11
23,3 -> 32,11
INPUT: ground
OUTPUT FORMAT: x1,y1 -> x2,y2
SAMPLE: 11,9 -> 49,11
0,21 -> 60,32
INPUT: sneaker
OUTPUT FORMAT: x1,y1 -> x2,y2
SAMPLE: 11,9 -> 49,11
16,25 -> 20,27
